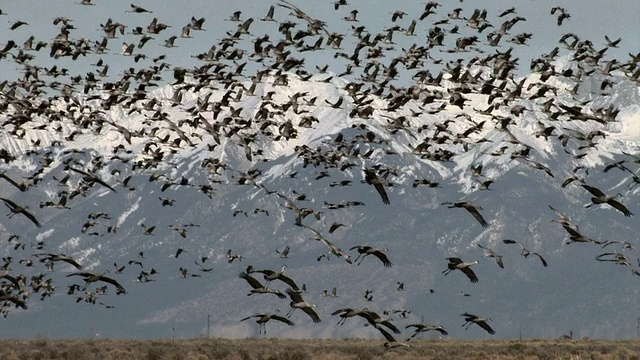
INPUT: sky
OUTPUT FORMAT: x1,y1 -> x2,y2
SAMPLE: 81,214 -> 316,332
0,0 -> 638,86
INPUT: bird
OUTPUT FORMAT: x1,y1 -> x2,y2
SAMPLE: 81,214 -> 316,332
581,184 -> 633,217
462,312 -> 495,334
275,245 -> 290,258
261,5 -> 276,21
477,244 -> 504,269
66,271 -> 126,294
253,265 -> 300,291
36,253 -> 83,270
239,272 -> 287,299
502,240 -> 548,267
442,201 -> 489,227
364,168 -> 391,205
332,307 -> 369,326
0,197 -> 41,228
596,253 -> 640,275
443,257 -> 479,282
127,4 -> 152,13
350,246 -> 393,267
376,326 -> 410,349
405,323 -> 448,340
285,288 -> 321,323
240,311 -> 294,335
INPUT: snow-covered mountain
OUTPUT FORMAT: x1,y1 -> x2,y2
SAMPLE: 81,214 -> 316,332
0,53 -> 638,340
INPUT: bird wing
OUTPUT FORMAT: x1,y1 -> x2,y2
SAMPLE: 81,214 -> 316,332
476,320 -> 495,334
365,169 -> 390,205
495,256 -> 504,269
239,271 -> 264,289
301,306 -> 321,323
286,288 -> 304,302
607,199 -> 633,217
240,314 -> 257,322
61,257 -> 83,270
447,257 -> 463,264
581,184 -> 605,197
461,267 -> 479,283
464,204 -> 489,227
277,273 -> 300,291
272,314 -> 295,326
373,251 -> 393,267
20,208 -> 41,228
532,253 -> 548,267
376,326 -> 397,342
99,275 -> 126,293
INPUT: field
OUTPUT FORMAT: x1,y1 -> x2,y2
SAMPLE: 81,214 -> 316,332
0,338 -> 638,360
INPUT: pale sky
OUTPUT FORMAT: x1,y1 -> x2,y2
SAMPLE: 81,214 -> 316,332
1,0 -> 637,86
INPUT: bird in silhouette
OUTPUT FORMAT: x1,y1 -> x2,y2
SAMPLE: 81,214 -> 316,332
0,198 -> 41,228
502,240 -> 548,267
240,311 -> 294,335
442,201 -> 489,227
581,184 -> 633,217
462,312 -> 495,334
443,257 -> 479,282
364,168 -> 390,205
285,288 -> 321,323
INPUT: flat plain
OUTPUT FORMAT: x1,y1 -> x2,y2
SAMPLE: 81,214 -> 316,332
0,338 -> 638,360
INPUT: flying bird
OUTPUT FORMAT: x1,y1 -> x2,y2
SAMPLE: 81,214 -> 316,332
442,201 -> 489,227
462,312 -> 495,334
0,197 -> 41,228
364,168 -> 391,205
443,257 -> 479,282
240,311 -> 294,335
581,184 -> 633,217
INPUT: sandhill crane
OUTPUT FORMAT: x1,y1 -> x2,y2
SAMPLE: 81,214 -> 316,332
462,312 -> 495,334
477,244 -> 504,268
376,326 -> 410,349
285,288 -> 321,323
601,240 -> 638,253
239,272 -> 287,299
364,168 -> 391,205
0,290 -> 27,309
276,245 -> 290,258
227,249 -> 244,263
0,197 -> 41,228
443,257 -> 479,282
66,166 -> 117,193
581,184 -> 633,217
332,307 -> 369,325
561,224 -> 603,245
66,271 -> 126,294
304,225 -> 352,264
36,253 -> 83,270
559,330 -> 573,340
596,253 -> 640,275
261,5 -> 276,21
361,310 -> 402,334
405,323 -> 448,340
502,240 -> 548,267
442,201 -> 489,227
240,311 -> 294,335
350,246 -> 393,267
253,265 -> 300,291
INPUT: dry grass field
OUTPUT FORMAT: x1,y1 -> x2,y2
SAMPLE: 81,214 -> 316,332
0,338 -> 638,360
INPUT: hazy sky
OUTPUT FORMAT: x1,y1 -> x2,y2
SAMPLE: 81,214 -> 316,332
1,0 -> 637,85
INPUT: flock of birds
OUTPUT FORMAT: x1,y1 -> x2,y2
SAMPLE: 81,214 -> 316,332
0,0 -> 639,345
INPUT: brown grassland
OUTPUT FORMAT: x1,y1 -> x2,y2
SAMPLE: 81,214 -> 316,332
0,338 -> 638,360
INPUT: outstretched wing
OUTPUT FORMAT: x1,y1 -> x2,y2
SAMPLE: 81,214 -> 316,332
461,267 -> 479,283
464,204 -> 489,227
476,320 -> 495,335
373,251 -> 393,267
